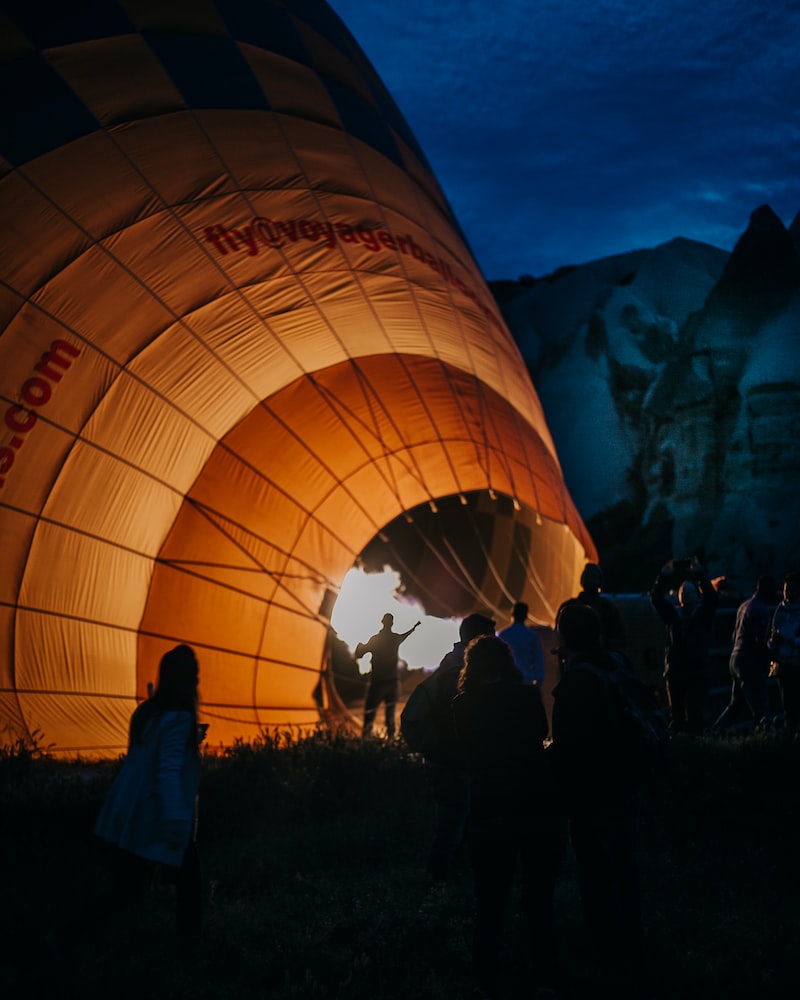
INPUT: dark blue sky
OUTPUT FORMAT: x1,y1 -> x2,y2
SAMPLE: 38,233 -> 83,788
331,0 -> 800,281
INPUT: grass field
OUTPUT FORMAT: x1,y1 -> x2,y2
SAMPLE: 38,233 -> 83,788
1,727 -> 798,999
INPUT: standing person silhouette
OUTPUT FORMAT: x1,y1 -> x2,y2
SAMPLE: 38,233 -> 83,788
453,634 -> 566,999
422,612 -> 496,884
556,563 -> 627,661
767,572 -> 800,732
355,613 -> 420,738
713,575 -> 778,732
650,557 -> 719,734
497,601 -> 546,686
551,605 -> 646,995
45,644 -> 205,965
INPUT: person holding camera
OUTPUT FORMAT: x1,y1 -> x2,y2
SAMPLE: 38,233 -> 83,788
650,556 -> 719,735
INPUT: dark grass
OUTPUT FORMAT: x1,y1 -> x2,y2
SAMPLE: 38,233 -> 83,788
1,728 -> 799,999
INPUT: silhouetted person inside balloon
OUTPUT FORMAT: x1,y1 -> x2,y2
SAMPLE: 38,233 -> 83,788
45,644 -> 205,964
355,613 -> 420,738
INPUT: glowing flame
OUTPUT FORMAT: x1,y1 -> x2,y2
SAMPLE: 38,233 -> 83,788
331,567 -> 460,672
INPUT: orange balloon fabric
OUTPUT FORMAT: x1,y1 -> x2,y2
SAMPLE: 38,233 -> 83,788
0,0 -> 595,755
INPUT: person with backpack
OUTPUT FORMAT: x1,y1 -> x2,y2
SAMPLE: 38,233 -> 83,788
453,634 -> 566,1000
551,604 -> 648,996
401,612 -> 495,883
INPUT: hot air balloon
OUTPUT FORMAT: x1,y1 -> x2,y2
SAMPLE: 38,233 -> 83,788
0,0 -> 596,756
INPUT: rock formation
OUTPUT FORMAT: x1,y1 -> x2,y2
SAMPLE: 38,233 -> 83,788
494,205 -> 800,592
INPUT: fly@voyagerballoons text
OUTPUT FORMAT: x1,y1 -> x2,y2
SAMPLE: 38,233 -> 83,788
204,218 -> 503,331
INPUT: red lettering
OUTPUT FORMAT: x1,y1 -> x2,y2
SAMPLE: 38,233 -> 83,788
273,219 -> 299,243
424,251 -> 440,274
318,222 -> 336,249
34,339 -> 80,382
203,216 -> 501,334
1,339 -> 81,490
408,236 -> 426,262
204,225 -> 229,255
335,223 -> 358,244
22,377 -> 52,407
5,406 -> 36,433
299,219 -> 320,242
228,226 -> 257,255
253,217 -> 281,247
357,227 -> 380,252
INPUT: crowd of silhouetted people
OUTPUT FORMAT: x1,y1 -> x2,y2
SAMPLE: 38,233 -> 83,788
371,558 -> 800,998
647,559 -> 800,739
39,558 -> 800,1000
401,571 -> 650,999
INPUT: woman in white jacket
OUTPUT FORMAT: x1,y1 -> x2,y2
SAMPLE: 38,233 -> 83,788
52,644 -> 204,954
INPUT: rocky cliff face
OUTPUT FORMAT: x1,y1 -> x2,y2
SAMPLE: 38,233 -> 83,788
493,205 -> 800,592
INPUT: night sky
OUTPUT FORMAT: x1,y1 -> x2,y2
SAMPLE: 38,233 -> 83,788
331,0 -> 800,281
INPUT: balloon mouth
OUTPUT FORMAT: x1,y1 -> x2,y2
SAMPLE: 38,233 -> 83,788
355,489 -> 576,632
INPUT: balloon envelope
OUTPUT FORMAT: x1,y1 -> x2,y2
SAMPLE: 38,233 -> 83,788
0,0 -> 595,756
